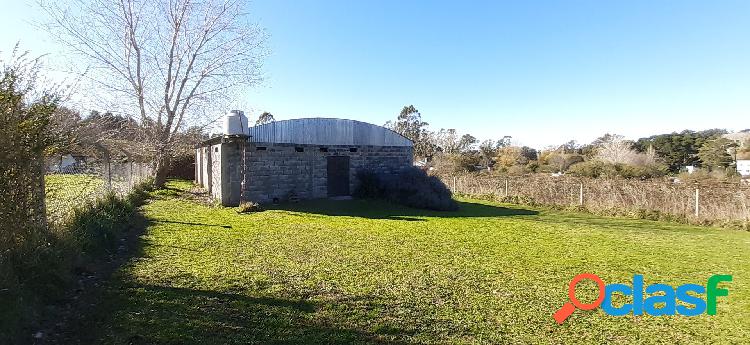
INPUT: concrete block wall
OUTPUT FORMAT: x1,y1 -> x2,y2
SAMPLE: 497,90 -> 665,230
195,149 -> 202,186
223,141 -> 245,206
241,143 -> 412,204
209,143 -> 223,202
197,140 -> 413,206
195,147 -> 211,191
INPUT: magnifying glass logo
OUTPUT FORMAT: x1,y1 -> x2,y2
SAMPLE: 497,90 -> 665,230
553,273 -> 605,324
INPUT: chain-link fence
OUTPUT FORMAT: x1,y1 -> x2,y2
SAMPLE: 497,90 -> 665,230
45,154 -> 152,224
441,173 -> 750,227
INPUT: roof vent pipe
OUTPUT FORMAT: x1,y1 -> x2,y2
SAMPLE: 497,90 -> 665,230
223,110 -> 248,135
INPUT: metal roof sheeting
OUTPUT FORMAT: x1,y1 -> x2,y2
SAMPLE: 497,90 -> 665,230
248,118 -> 413,147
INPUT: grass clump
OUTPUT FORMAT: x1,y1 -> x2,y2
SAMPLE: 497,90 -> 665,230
45,174 -> 105,222
236,201 -> 262,213
67,181 -> 152,256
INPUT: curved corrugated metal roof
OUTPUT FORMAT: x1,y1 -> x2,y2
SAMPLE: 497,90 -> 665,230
248,118 -> 413,147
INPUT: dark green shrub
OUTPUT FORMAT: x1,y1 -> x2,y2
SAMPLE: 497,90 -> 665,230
568,161 -> 666,179
69,193 -> 132,255
166,154 -> 196,179
353,169 -> 385,198
617,164 -> 667,179
68,180 -> 153,256
567,160 -> 617,178
0,50 -> 62,341
526,161 -> 540,173
354,168 -> 459,211
127,178 -> 154,204
389,167 -> 459,211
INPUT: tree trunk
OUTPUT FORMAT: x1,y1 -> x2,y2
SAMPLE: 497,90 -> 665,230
153,151 -> 171,188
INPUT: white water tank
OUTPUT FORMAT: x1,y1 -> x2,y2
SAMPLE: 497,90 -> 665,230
223,110 -> 248,135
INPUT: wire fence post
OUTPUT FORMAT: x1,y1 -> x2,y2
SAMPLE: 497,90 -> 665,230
695,188 -> 700,217
504,178 -> 509,197
579,182 -> 584,206
34,154 -> 48,229
452,176 -> 457,192
106,155 -> 112,191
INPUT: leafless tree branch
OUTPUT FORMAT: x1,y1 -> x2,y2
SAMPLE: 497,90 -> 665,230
37,0 -> 268,185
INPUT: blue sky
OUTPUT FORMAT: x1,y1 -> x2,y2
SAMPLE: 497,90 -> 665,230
1,1 -> 748,148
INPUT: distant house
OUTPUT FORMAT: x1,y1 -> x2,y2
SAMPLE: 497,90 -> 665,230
47,154 -> 89,173
737,160 -> 750,177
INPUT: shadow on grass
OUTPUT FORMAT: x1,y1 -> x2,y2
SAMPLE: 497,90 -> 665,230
163,185 -> 206,196
87,283 -> 411,345
36,209 -> 152,344
152,219 -> 232,228
537,212 -> 709,234
267,198 -> 538,220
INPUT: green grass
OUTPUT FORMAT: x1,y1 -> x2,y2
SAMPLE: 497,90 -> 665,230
45,174 -> 105,222
82,180 -> 749,344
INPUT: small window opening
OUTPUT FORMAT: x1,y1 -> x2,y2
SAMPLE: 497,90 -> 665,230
295,147 -> 304,152
214,147 -> 219,152
319,147 -> 328,152
349,147 -> 358,152
256,146 -> 267,151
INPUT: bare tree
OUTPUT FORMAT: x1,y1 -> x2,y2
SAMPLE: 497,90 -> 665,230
431,129 -> 460,154
478,139 -> 497,168
39,0 -> 268,186
594,134 -> 631,163
431,129 -> 477,154
594,134 -> 655,165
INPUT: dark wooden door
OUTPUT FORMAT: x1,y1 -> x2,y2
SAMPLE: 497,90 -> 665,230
326,156 -> 350,197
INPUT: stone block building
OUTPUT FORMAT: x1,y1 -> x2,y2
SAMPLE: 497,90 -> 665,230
195,118 -> 413,206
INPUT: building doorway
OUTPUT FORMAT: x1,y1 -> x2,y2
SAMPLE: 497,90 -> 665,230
326,156 -> 350,197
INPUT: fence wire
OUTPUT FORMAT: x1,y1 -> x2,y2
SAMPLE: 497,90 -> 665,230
45,156 -> 152,224
442,174 -> 750,225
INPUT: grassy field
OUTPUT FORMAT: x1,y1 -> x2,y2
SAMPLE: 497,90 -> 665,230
45,174 -> 105,222
77,180 -> 749,344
